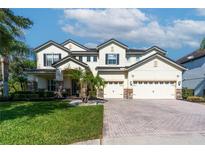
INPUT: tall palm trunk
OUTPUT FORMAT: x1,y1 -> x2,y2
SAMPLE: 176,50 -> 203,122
1,56 -> 9,97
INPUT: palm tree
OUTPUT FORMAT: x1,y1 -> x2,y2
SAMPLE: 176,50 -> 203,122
64,68 -> 105,102
64,68 -> 87,101
92,74 -> 105,98
0,9 -> 33,96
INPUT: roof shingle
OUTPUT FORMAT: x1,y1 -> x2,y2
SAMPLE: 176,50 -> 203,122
177,49 -> 205,64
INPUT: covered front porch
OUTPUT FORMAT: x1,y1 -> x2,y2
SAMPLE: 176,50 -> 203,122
27,71 -> 79,97
26,56 -> 89,97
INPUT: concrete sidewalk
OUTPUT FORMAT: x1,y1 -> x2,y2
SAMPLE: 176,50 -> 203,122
72,133 -> 205,145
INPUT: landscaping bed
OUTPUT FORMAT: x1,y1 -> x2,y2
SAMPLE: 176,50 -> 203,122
182,88 -> 205,104
0,100 -> 103,144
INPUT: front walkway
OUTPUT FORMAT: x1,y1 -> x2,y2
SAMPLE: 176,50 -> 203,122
102,99 -> 205,144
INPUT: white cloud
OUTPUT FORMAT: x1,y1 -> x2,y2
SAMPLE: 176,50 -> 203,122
61,9 -> 205,49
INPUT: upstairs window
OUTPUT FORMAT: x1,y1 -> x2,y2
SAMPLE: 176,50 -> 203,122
87,56 -> 91,62
44,54 -> 61,66
106,54 -> 119,65
79,56 -> 83,62
93,56 -> 97,62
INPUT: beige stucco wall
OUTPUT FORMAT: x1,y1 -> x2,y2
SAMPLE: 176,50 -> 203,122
74,55 -> 99,76
98,43 -> 126,67
128,57 -> 182,89
58,60 -> 86,71
64,42 -> 86,51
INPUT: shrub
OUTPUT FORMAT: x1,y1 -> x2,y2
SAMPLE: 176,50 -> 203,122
11,91 -> 55,101
45,91 -> 54,97
89,90 -> 97,99
182,88 -> 194,99
187,96 -> 205,102
13,93 -> 39,100
0,96 -> 11,101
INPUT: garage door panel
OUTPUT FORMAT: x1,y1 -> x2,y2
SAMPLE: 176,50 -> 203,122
133,81 -> 176,99
104,81 -> 124,98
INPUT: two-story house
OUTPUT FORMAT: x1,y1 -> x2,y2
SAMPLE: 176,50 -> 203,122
177,49 -> 205,96
26,39 -> 186,99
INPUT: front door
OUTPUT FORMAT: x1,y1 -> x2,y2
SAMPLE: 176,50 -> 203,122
71,79 -> 79,96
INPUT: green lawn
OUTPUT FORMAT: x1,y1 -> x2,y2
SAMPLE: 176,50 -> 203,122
0,100 -> 103,144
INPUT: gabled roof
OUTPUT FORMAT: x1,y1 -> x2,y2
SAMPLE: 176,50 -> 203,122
25,69 -> 56,74
177,49 -> 205,64
97,38 -> 128,49
127,49 -> 145,55
128,53 -> 187,71
145,46 -> 167,55
52,55 -> 89,68
61,39 -> 89,51
33,40 -> 71,54
96,66 -> 127,72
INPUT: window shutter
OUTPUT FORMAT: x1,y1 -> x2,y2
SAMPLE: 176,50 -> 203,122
44,54 -> 46,66
105,54 -> 108,64
117,54 -> 119,65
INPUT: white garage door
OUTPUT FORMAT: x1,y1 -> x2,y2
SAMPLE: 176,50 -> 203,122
133,81 -> 176,99
104,81 -> 124,98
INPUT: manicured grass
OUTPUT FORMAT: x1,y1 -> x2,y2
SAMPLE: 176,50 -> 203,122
0,100 -> 103,144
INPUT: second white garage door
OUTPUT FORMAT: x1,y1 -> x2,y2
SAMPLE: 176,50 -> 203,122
133,81 -> 176,99
104,81 -> 124,98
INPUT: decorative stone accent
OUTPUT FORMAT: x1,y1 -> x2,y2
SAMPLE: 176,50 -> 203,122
97,89 -> 104,99
124,89 -> 133,99
176,89 -> 182,99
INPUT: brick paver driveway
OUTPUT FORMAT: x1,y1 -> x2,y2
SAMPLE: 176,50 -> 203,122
103,99 -> 205,140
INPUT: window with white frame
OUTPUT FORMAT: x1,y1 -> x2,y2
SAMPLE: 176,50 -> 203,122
79,56 -> 83,62
106,54 -> 119,65
87,56 -> 91,62
93,56 -> 97,62
44,54 -> 61,66
47,80 -> 56,91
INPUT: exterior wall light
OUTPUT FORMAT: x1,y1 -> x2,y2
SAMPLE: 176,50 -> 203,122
178,81 -> 181,86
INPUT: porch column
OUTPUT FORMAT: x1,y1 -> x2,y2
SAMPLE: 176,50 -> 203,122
55,69 -> 64,92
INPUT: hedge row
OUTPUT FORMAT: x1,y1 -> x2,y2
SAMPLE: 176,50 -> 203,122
0,91 -> 56,101
187,96 -> 205,102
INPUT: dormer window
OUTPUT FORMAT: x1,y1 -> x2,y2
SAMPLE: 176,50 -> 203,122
106,54 -> 119,65
44,54 -> 61,66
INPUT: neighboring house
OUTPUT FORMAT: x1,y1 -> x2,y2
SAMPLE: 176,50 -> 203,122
177,49 -> 205,96
26,38 -> 186,99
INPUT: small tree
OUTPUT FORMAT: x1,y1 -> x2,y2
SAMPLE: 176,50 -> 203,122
9,56 -> 36,92
200,38 -> 205,50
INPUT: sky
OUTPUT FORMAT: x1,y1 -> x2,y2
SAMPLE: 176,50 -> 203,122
12,8 -> 205,60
